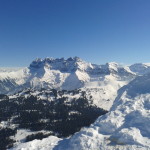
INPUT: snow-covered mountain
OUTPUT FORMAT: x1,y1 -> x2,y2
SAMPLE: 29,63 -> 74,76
1,57 -> 150,150
1,57 -> 150,111
0,57 -> 136,110
0,57 -> 135,93
13,71 -> 150,150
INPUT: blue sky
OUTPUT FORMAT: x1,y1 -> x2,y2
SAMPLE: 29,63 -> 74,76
0,0 -> 150,66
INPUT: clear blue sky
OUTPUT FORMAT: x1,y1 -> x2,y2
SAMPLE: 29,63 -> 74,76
0,0 -> 150,67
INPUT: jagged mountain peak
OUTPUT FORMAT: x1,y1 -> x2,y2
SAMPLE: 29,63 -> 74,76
29,57 -> 134,74
30,56 -> 83,64
106,62 -> 119,66
29,57 -> 90,72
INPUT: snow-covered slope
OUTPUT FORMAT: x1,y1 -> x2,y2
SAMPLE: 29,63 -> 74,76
13,72 -> 150,150
10,136 -> 60,150
83,74 -> 130,110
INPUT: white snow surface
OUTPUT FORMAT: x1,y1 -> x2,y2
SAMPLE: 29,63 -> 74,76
11,129 -> 53,148
12,73 -> 150,150
10,136 -> 61,150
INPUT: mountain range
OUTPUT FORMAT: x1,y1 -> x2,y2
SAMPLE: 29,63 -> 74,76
1,57 -> 150,110
0,57 -> 150,150
0,57 -> 135,92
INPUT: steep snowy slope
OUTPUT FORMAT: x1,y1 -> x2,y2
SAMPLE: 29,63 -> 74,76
13,72 -> 150,150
